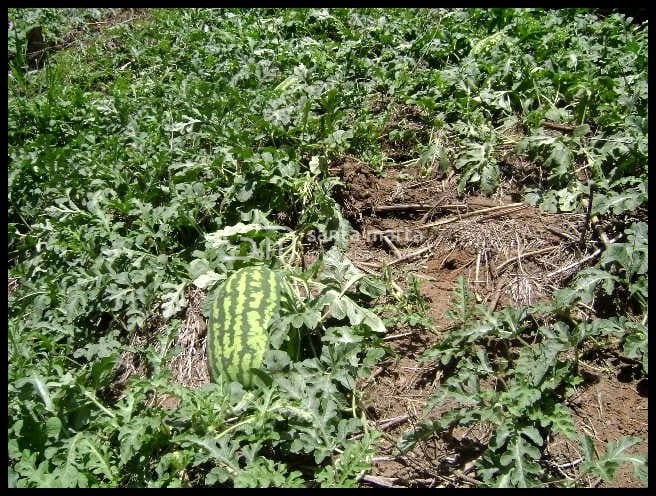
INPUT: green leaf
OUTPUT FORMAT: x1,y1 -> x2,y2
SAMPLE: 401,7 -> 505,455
316,432 -> 378,487
326,290 -> 347,320
495,434 -> 543,488
79,437 -> 117,484
551,288 -> 578,309
205,222 -> 267,246
161,281 -> 187,319
572,268 -> 618,303
192,270 -> 224,290
581,434 -> 595,461
519,426 -> 543,447
15,375 -> 54,412
622,321 -> 648,374
539,190 -> 559,212
323,326 -> 363,345
572,124 -> 590,137
445,275 -> 476,325
544,403 -> 577,440
234,458 -> 305,488
358,275 -> 387,298
580,436 -> 647,483
598,223 -> 648,279
490,425 -> 512,451
455,142 -> 499,195
499,383 -> 541,417
45,416 -> 62,439
265,350 -> 292,372
73,331 -> 121,361
301,308 -> 321,329
205,466 -> 232,486
273,75 -> 300,94
398,419 -> 442,454
545,141 -> 571,180
591,187 -> 647,216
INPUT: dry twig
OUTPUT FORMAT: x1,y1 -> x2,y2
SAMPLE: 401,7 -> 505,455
543,121 -> 577,133
378,415 -> 411,431
369,203 -> 528,237
387,246 -> 432,266
373,203 -> 431,213
495,245 -> 559,273
544,225 -> 578,242
382,235 -> 403,259
360,475 -> 402,488
546,248 -> 602,279
383,331 -> 415,341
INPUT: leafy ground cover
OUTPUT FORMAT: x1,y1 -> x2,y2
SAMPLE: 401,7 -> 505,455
8,8 -> 647,488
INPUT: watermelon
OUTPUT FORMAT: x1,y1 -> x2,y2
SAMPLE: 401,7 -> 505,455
207,265 -> 281,388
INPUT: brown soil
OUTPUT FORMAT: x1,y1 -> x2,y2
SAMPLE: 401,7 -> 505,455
330,157 -> 647,488
557,363 -> 648,488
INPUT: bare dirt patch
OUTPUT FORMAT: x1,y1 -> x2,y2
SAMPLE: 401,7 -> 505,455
556,355 -> 648,488
333,155 -> 584,310
331,158 -> 647,487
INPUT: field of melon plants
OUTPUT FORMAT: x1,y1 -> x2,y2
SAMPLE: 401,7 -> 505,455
8,8 -> 648,488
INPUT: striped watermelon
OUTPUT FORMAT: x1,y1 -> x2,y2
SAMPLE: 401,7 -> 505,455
207,265 -> 281,388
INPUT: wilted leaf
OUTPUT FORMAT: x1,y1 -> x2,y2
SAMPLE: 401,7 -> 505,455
161,282 -> 187,319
